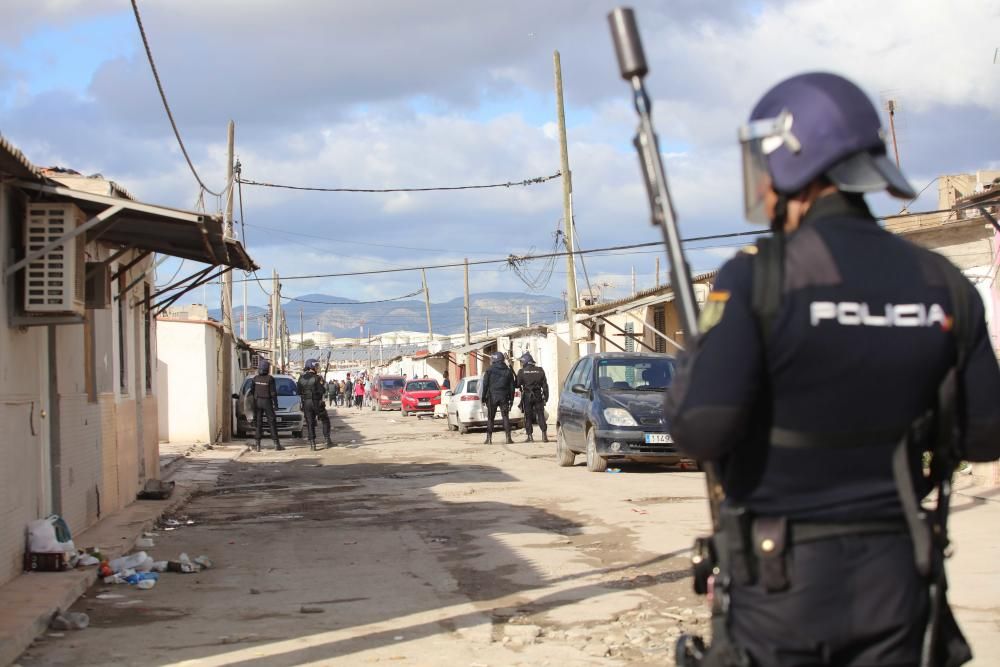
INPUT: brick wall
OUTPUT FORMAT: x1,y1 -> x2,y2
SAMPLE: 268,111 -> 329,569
98,394 -> 120,514
57,393 -> 102,536
0,398 -> 43,586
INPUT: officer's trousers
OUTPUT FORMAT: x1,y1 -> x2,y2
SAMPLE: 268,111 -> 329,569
522,393 -> 546,437
729,532 -> 926,667
302,400 -> 330,441
253,400 -> 280,446
484,397 -> 511,440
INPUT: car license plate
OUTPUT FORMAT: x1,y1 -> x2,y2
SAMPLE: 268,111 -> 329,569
418,400 -> 430,406
644,433 -> 672,444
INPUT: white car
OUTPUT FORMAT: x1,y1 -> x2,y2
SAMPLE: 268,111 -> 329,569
443,374 -> 526,434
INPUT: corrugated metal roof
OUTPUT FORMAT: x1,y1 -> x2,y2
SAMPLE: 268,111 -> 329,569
0,134 -> 44,182
577,270 -> 718,316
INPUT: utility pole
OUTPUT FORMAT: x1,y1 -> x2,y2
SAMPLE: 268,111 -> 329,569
299,307 -> 304,367
526,305 -> 531,327
887,99 -> 901,169
554,50 -> 579,363
241,274 -> 247,340
367,327 -> 372,371
463,258 -> 471,347
221,121 -> 235,337
631,266 -> 636,296
655,257 -> 660,287
486,316 -> 489,337
421,268 -> 434,344
271,270 -> 279,367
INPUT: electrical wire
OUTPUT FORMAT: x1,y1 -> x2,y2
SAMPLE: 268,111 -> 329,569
281,290 -> 424,306
129,0 -> 226,198
236,176 -> 273,298
236,172 -> 561,194
227,229 -> 769,283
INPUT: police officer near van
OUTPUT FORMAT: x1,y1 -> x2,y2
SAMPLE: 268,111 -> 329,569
297,359 -> 333,451
516,353 -> 549,443
480,351 -> 515,444
253,359 -> 284,452
665,72 -> 1000,666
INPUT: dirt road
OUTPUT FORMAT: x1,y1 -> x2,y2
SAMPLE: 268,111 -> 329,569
19,405 -> 1000,666
19,406 -> 713,666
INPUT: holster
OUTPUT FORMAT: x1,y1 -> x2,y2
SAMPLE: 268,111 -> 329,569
752,516 -> 789,592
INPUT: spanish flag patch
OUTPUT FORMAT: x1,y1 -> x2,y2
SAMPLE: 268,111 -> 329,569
698,290 -> 730,333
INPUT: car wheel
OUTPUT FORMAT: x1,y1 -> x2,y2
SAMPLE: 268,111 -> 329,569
556,426 -> 576,467
235,415 -> 247,438
401,409 -> 408,417
292,430 -> 302,439
458,419 -> 469,435
585,427 -> 608,472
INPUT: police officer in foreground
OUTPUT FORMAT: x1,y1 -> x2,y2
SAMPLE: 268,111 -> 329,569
665,72 -> 1000,666
516,352 -> 549,443
253,359 -> 284,452
480,351 -> 515,444
297,359 -> 333,450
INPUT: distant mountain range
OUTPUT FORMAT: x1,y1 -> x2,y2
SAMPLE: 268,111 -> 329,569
212,291 -> 566,338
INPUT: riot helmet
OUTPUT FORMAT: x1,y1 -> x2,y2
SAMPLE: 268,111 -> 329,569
305,358 -> 319,371
519,352 -> 535,365
739,72 -> 915,225
258,359 -> 271,374
490,351 -> 505,364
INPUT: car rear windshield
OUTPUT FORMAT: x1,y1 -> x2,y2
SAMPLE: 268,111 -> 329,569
275,378 -> 297,396
406,380 -> 440,392
595,358 -> 674,392
464,379 -> 479,394
380,379 -> 405,390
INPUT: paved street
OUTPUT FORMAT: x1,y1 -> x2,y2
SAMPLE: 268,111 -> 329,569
17,406 -> 1000,666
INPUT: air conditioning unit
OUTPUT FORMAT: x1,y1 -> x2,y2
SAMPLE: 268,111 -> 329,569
24,203 -> 86,315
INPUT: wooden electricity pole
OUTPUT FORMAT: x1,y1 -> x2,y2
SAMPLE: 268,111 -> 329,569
421,268 -> 434,343
221,120 -> 235,337
554,51 -> 579,364
463,258 -> 471,347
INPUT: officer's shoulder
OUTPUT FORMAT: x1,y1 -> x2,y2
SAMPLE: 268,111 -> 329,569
710,251 -> 754,297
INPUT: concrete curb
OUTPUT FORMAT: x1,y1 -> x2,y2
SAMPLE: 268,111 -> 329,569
0,445 -> 244,667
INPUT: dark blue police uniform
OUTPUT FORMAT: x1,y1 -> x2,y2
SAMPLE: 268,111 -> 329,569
667,191 -> 1000,665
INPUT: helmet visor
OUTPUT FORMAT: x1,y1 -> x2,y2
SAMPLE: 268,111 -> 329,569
738,111 -> 801,225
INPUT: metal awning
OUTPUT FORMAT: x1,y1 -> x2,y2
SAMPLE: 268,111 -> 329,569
453,339 -> 494,354
8,180 -> 256,274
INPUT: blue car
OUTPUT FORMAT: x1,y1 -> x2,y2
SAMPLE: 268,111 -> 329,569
556,352 -> 679,472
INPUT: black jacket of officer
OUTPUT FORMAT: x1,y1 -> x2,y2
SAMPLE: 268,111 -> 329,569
481,357 -> 515,405
516,353 -> 549,442
665,72 -> 1000,667
252,360 -> 282,451
297,368 -> 324,403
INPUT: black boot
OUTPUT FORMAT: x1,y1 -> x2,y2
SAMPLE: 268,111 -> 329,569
254,440 -> 261,452
505,434 -> 514,444
309,440 -> 317,451
541,431 -> 549,443
525,433 -> 534,443
325,437 -> 335,448
274,440 -> 284,451
484,435 -> 492,445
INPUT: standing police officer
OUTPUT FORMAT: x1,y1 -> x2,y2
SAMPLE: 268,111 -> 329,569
480,351 -> 515,445
665,72 -> 1000,666
515,352 -> 549,443
297,359 -> 333,450
253,359 -> 284,452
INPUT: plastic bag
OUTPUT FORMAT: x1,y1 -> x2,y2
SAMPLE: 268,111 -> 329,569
107,551 -> 149,574
27,516 -> 74,553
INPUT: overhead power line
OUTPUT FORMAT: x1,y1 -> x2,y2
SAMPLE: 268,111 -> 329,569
236,172 -> 561,194
130,0 -> 226,197
227,229 -> 768,283
281,290 -> 424,306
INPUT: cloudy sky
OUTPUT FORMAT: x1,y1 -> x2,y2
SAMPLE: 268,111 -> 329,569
1,0 -> 997,314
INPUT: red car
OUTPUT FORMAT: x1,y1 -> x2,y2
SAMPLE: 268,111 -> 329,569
400,379 -> 442,416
